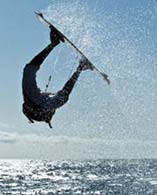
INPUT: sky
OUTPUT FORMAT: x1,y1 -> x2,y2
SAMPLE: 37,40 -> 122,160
0,0 -> 156,159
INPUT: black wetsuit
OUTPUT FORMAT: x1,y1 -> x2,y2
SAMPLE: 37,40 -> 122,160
22,42 -> 82,124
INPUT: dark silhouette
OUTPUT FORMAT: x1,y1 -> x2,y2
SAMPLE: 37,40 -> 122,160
22,27 -> 93,128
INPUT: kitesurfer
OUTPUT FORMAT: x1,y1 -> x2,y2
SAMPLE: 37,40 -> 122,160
22,27 -> 93,128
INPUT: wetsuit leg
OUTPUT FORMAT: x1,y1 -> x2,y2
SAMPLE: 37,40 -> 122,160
29,43 -> 57,68
61,70 -> 81,96
49,68 -> 82,109
22,42 -> 58,103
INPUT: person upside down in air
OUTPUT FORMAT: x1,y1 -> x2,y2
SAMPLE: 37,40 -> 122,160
22,27 -> 93,128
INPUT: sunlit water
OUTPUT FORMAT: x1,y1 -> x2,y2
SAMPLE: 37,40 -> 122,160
2,1 -> 156,194
0,159 -> 157,195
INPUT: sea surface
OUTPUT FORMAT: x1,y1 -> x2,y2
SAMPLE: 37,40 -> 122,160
0,159 -> 157,195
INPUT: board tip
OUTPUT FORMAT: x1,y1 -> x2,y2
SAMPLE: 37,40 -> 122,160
35,11 -> 43,17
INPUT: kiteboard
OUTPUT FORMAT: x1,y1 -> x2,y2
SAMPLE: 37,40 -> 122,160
35,11 -> 110,85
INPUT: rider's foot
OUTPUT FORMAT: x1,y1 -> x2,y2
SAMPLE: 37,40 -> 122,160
79,56 -> 94,71
50,26 -> 64,45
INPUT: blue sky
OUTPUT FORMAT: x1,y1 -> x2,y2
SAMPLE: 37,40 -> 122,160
0,0 -> 156,159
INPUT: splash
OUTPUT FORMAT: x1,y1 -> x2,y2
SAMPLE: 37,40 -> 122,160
40,0 -> 157,142
42,0 -> 108,68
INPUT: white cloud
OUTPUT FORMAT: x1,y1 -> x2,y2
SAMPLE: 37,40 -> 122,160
0,131 -> 17,144
0,122 -> 11,129
0,130 -> 156,159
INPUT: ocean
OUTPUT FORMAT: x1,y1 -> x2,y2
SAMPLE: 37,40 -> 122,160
0,159 -> 157,195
